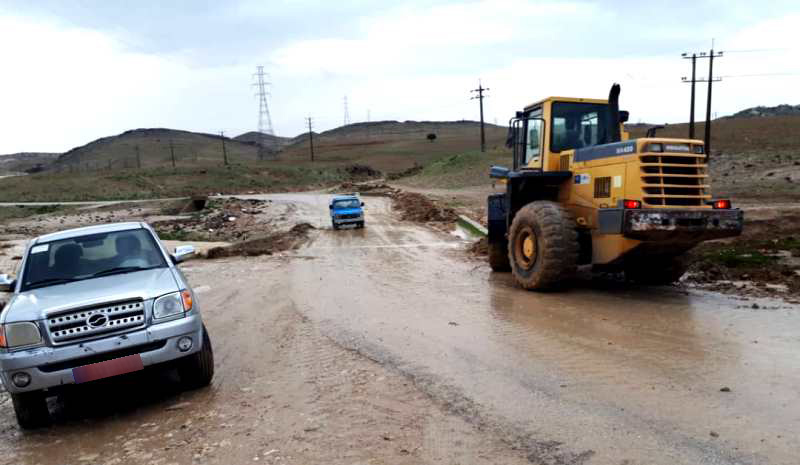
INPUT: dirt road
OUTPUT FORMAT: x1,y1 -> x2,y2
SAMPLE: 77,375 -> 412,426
1,194 -> 798,465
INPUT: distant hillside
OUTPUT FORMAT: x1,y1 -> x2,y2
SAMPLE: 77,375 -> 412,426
0,152 -> 60,174
50,128 -> 265,171
234,131 -> 292,148
727,104 -> 800,119
280,120 -> 507,173
627,114 -> 800,154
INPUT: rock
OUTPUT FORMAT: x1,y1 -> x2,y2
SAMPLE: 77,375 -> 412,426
751,303 -> 760,309
710,431 -> 719,438
448,321 -> 459,326
720,387 -> 731,392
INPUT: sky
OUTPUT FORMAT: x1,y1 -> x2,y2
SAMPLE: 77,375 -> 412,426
1,0 -> 799,154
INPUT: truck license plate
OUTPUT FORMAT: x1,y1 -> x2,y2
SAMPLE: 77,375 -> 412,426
73,354 -> 144,384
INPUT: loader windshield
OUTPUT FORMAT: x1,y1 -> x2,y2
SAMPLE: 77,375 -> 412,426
551,102 -> 611,152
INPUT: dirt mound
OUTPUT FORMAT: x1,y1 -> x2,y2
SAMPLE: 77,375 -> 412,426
206,223 -> 315,259
341,164 -> 381,179
392,191 -> 457,223
337,181 -> 397,196
386,164 -> 423,180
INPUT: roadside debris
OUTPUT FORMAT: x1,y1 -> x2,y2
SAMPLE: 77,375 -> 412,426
392,191 -> 457,223
206,223 -> 316,258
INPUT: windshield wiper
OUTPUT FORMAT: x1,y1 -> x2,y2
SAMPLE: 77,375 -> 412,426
24,277 -> 82,290
90,266 -> 159,278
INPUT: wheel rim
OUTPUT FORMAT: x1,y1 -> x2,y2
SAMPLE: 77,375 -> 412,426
514,226 -> 537,270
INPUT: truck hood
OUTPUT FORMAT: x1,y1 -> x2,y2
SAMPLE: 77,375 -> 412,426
2,268 -> 179,323
333,208 -> 362,215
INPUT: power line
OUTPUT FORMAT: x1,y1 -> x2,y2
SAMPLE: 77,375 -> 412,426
470,79 -> 489,152
253,65 -> 275,160
681,49 -> 722,155
343,96 -> 351,126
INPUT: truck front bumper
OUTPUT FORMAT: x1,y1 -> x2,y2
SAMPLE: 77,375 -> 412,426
0,313 -> 203,394
333,215 -> 363,226
598,208 -> 744,242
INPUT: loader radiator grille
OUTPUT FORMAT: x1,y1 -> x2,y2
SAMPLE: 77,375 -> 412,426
640,152 -> 710,207
594,176 -> 611,198
559,154 -> 571,171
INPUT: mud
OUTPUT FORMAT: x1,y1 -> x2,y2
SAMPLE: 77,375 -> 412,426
1,193 -> 799,465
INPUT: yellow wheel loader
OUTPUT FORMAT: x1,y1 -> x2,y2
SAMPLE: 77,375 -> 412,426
488,84 -> 743,289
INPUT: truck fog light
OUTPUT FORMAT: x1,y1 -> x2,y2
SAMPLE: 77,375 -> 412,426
177,337 -> 193,352
12,372 -> 31,388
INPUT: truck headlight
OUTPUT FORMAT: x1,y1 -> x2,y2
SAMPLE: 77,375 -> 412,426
0,322 -> 43,348
153,290 -> 193,319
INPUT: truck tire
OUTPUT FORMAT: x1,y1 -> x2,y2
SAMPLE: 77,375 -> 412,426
488,240 -> 511,272
332,222 -> 338,230
11,390 -> 50,430
508,201 -> 578,290
178,326 -> 214,390
624,257 -> 687,285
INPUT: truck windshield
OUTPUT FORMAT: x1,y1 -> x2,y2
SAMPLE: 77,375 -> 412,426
333,199 -> 360,209
551,102 -> 611,152
21,229 -> 167,291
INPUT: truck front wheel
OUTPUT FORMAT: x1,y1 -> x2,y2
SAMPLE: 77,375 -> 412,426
508,201 -> 578,290
11,390 -> 50,430
178,326 -> 215,390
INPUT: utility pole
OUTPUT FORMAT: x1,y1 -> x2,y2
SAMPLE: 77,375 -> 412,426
135,145 -> 141,169
306,117 -> 315,162
681,47 -> 722,155
220,131 -> 228,166
470,80 -> 489,152
169,140 -> 176,169
343,96 -> 351,126
253,65 -> 275,160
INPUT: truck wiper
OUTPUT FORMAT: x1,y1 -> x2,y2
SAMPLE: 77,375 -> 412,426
25,277 -> 82,290
90,266 -> 159,278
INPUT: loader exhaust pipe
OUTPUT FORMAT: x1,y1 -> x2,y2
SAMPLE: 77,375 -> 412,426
608,83 -> 621,143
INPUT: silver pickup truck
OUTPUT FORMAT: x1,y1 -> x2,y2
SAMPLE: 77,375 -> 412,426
0,222 -> 214,429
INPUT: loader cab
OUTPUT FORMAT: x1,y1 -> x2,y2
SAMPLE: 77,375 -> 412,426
510,97 -> 629,172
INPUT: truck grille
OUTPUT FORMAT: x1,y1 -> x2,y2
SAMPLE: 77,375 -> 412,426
46,300 -> 146,345
336,213 -> 360,219
640,152 -> 710,207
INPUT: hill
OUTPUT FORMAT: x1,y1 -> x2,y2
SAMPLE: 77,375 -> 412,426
0,152 -> 60,174
280,120 -> 507,173
233,131 -> 292,148
727,104 -> 800,119
49,128 -> 264,172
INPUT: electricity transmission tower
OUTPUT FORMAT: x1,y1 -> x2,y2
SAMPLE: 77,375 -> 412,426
306,117 -> 315,162
253,66 -> 275,160
343,96 -> 351,126
470,80 -> 489,152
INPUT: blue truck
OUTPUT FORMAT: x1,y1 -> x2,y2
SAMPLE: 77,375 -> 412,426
329,194 -> 365,230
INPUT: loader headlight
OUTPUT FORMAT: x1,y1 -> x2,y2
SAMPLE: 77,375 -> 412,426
0,322 -> 43,348
693,145 -> 704,154
153,291 -> 192,319
647,143 -> 663,153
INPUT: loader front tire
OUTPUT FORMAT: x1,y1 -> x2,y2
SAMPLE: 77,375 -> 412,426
508,201 -> 578,290
488,240 -> 511,272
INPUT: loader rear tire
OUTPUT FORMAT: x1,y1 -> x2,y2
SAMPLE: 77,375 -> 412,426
488,240 -> 511,272
508,201 -> 578,290
624,257 -> 687,285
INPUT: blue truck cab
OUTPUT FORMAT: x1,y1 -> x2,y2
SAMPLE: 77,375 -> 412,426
329,194 -> 365,230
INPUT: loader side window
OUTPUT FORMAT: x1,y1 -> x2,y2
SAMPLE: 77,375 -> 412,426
525,119 -> 543,165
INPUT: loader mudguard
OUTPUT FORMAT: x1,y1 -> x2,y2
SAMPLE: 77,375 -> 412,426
488,193 -> 508,244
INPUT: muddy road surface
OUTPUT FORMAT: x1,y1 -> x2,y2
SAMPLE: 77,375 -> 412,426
1,194 -> 798,465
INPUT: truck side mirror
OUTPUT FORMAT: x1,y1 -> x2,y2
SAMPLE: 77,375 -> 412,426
172,245 -> 196,264
0,274 -> 15,292
361,202 -> 365,207
329,205 -> 333,209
